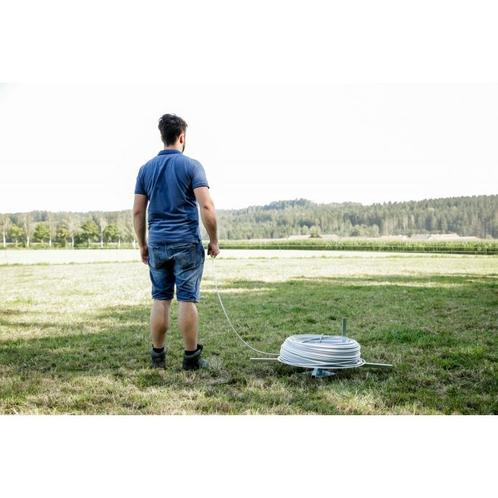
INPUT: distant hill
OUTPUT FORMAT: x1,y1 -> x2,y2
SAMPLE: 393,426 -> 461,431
1,194 -> 497,247
215,194 -> 498,240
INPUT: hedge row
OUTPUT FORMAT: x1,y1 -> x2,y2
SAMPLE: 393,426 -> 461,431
217,239 -> 498,255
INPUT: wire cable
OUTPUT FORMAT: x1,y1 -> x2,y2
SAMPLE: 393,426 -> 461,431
278,334 -> 365,369
211,256 -> 279,356
211,256 -> 390,370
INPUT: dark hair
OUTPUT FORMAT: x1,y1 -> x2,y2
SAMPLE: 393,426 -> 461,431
158,113 -> 188,145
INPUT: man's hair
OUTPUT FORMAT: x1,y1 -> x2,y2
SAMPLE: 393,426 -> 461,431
158,113 -> 188,145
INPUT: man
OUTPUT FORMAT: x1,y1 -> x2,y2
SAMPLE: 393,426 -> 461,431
133,113 -> 220,371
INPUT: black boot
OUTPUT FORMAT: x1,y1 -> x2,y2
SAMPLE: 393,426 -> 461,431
182,344 -> 208,371
150,347 -> 166,369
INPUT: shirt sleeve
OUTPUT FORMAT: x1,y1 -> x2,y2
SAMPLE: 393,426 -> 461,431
190,159 -> 210,189
134,166 -> 147,195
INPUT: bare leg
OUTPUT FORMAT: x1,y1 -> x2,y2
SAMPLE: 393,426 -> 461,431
150,299 -> 172,348
178,301 -> 199,351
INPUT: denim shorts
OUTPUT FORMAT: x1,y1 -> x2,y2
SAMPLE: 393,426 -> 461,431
147,240 -> 206,302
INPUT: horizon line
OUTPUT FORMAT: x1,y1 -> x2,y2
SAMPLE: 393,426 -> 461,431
1,193 -> 496,215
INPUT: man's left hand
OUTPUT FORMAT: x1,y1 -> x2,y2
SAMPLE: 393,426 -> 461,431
139,244 -> 149,265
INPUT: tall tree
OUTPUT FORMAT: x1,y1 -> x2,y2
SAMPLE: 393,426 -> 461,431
0,215 -> 11,248
9,224 -> 24,247
66,216 -> 79,248
47,213 -> 57,247
33,223 -> 50,243
98,216 -> 107,248
80,219 -> 99,247
103,223 -> 121,244
22,213 -> 33,248
56,223 -> 70,247
116,213 -> 127,248
124,214 -> 137,248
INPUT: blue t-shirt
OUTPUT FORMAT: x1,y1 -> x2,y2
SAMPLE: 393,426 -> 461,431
134,149 -> 209,244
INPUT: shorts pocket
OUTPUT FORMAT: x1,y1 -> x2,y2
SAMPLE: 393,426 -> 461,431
148,245 -> 158,268
174,243 -> 197,270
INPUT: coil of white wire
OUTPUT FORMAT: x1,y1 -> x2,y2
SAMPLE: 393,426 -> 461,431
278,334 -> 366,369
211,256 -> 392,370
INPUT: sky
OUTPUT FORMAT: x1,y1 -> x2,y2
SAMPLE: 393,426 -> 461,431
0,1 -> 497,213
1,83 -> 496,213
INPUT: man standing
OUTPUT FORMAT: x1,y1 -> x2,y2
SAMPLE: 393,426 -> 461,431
133,113 -> 219,370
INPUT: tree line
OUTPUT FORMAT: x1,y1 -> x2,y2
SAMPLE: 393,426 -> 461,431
0,211 -> 135,248
0,194 -> 496,248
214,194 -> 498,239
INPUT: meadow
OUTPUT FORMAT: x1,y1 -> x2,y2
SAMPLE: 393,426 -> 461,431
0,249 -> 497,414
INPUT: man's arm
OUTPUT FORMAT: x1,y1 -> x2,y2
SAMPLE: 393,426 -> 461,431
133,193 -> 149,264
194,187 -> 220,257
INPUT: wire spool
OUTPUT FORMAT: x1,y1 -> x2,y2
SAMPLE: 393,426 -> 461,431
278,334 -> 366,369
211,257 -> 392,373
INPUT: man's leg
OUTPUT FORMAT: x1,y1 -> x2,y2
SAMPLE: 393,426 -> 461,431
150,298 -> 172,348
174,241 -> 207,370
178,301 -> 198,351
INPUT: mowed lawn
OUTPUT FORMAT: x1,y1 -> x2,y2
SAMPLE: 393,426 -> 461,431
0,250 -> 497,414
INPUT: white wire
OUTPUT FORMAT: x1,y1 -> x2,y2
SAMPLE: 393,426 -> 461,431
211,256 -> 279,356
278,334 -> 365,369
210,256 -> 370,369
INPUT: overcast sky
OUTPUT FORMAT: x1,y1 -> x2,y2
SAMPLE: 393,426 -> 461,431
1,1 -> 497,213
0,83 -> 496,213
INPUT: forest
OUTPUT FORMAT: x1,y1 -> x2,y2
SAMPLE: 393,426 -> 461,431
1,194 -> 496,248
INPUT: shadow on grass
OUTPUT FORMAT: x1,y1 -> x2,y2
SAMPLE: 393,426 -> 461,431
0,272 -> 497,414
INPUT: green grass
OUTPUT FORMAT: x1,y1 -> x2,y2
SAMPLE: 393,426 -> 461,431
2,237 -> 498,254
0,251 -> 497,414
218,238 -> 498,254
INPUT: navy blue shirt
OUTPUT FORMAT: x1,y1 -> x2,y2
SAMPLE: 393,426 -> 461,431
134,149 -> 209,244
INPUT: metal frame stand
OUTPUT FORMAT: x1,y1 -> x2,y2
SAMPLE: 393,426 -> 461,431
310,368 -> 336,379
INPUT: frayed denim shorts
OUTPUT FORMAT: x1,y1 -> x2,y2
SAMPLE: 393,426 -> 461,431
147,240 -> 205,302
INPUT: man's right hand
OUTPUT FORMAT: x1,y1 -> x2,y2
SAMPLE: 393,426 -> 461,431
207,240 -> 220,258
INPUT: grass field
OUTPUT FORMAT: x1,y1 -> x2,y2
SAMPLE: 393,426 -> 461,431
0,249 -> 497,414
